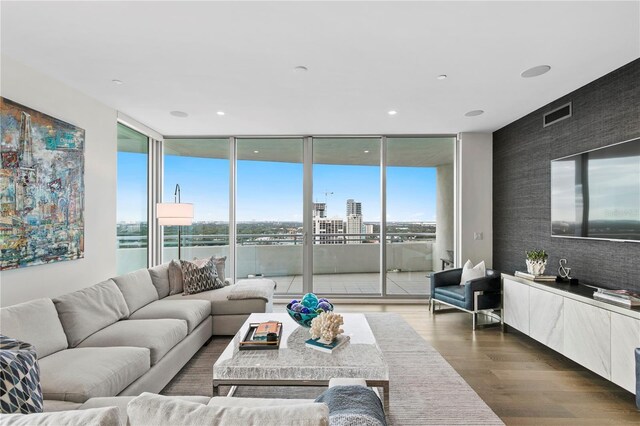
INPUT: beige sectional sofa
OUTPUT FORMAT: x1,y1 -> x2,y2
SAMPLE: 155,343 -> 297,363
0,263 -> 276,406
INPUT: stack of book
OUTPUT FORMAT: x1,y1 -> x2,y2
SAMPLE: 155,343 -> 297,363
593,289 -> 640,308
305,335 -> 350,353
514,271 -> 556,282
253,321 -> 280,341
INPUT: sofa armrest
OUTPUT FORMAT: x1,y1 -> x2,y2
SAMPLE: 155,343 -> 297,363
431,268 -> 463,297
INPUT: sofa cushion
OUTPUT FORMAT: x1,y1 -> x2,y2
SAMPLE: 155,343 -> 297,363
0,298 -> 68,358
168,260 -> 184,295
77,319 -> 187,365
127,393 -> 329,426
80,395 -> 211,426
112,269 -> 159,314
53,280 -> 130,348
43,400 -> 82,412
39,347 -> 150,403
165,286 -> 267,316
148,263 -> 171,298
2,406 -> 120,426
128,300 -> 210,334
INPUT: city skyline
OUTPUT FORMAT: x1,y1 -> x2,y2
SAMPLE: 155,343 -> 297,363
117,153 -> 438,223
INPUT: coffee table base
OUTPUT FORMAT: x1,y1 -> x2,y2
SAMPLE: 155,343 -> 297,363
212,379 -> 390,412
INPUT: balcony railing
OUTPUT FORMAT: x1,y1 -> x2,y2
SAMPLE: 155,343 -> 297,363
116,232 -> 434,295
117,232 -> 435,248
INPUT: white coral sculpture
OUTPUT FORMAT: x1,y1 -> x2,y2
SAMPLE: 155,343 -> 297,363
310,312 -> 344,344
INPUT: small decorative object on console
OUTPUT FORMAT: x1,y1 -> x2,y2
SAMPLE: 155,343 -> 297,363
558,258 -> 571,279
515,271 -> 556,282
525,249 -> 548,275
593,289 -> 640,308
286,293 -> 334,327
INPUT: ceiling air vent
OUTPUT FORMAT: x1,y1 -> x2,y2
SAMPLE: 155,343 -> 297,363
543,102 -> 572,127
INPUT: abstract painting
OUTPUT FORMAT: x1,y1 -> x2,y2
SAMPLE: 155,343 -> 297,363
0,97 -> 85,270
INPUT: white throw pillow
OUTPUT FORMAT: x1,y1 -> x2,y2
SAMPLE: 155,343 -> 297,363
460,260 -> 486,285
127,392 -> 329,426
2,407 -> 120,426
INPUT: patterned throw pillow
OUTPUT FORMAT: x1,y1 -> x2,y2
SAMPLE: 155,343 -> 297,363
193,256 -> 228,286
181,258 -> 224,295
0,335 -> 43,414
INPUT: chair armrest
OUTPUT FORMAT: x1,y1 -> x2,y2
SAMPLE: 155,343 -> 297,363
431,268 -> 462,297
464,272 -> 501,302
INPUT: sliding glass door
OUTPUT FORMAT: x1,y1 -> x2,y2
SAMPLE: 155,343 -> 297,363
385,137 -> 454,296
236,138 -> 304,295
312,138 -> 381,296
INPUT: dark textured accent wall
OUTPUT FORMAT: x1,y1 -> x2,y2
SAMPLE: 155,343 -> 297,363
493,59 -> 640,291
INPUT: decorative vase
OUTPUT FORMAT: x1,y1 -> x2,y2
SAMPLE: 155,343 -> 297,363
526,259 -> 547,276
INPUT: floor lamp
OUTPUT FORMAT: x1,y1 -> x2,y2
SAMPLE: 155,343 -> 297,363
157,184 -> 193,260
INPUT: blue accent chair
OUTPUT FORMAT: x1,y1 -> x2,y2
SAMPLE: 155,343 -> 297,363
430,268 -> 501,329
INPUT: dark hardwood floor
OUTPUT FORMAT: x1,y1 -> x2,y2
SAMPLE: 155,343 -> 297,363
276,303 -> 639,425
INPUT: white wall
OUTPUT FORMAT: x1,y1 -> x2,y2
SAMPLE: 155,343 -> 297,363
0,56 -> 117,307
455,132 -> 493,268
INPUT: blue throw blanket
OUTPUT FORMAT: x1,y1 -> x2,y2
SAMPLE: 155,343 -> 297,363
315,385 -> 387,426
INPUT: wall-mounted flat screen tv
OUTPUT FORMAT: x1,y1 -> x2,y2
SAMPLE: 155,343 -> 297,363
551,137 -> 640,242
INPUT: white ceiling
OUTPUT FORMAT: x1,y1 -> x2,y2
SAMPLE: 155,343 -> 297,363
1,1 -> 639,136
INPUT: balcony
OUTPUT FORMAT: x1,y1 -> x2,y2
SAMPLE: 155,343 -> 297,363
116,232 -> 434,296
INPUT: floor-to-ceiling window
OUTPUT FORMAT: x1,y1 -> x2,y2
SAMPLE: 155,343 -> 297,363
385,137 -> 454,295
116,123 -> 149,274
162,138 -> 230,263
235,138 -> 304,295
131,134 -> 455,298
312,138 -> 381,295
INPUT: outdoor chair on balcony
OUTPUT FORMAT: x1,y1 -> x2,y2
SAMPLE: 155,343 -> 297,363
430,266 -> 501,329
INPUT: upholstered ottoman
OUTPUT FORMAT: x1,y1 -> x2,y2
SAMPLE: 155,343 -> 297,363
0,335 -> 43,414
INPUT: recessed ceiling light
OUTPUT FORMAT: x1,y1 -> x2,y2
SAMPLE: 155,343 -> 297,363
217,111 -> 225,116
170,111 -> 188,118
388,110 -> 397,116
364,150 -> 370,153
464,110 -> 484,117
294,66 -> 308,72
521,65 -> 551,78
437,74 -> 447,80
254,150 -> 259,154
111,79 -> 123,85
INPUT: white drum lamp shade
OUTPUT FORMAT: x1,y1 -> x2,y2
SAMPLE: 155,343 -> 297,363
157,203 -> 194,226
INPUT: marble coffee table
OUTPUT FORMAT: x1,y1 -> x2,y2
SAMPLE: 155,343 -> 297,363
213,313 -> 390,409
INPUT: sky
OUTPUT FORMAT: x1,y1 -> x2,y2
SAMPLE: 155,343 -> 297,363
117,153 -> 438,223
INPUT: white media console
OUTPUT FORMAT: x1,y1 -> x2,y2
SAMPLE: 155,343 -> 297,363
502,274 -> 640,394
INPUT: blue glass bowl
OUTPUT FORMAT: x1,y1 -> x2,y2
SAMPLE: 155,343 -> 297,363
286,302 -> 334,327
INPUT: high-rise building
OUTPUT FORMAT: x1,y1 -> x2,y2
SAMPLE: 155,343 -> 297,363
346,214 -> 363,244
364,223 -> 375,235
312,202 -> 326,218
313,217 -> 345,244
346,199 -> 362,216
